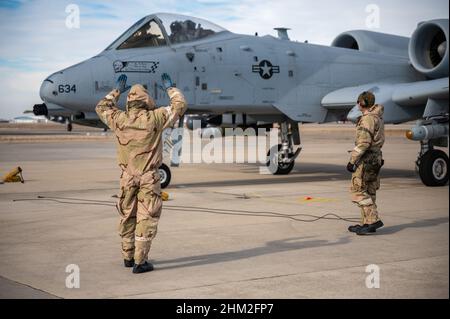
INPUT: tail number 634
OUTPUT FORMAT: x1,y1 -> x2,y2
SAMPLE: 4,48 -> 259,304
58,84 -> 76,93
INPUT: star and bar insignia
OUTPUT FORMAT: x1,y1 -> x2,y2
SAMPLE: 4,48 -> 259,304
252,60 -> 280,79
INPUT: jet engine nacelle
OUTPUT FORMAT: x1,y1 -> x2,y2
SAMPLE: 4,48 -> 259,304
331,30 -> 410,57
409,19 -> 449,79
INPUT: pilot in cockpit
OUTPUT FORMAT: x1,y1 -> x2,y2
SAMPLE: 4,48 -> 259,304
170,19 -> 207,43
169,21 -> 185,43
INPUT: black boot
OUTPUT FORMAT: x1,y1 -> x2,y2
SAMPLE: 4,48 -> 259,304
124,259 -> 135,268
348,224 -> 362,233
356,220 -> 384,235
133,261 -> 154,274
348,224 -> 377,233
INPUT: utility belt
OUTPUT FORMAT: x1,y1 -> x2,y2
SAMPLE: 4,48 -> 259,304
364,148 -> 381,154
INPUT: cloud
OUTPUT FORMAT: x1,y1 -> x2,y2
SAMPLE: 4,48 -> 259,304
0,0 -> 448,119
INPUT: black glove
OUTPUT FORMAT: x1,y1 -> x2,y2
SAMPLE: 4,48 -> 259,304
347,162 -> 356,173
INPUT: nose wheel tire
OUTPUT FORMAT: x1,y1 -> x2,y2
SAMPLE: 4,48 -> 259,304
266,144 -> 295,175
159,163 -> 171,189
418,150 -> 448,186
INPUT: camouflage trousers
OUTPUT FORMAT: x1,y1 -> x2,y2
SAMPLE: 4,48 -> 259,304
350,151 -> 383,225
116,169 -> 162,265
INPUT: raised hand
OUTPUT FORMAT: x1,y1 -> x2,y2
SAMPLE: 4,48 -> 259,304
161,73 -> 174,90
115,74 -> 131,93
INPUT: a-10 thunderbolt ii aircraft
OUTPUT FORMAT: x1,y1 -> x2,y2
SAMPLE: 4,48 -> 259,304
34,13 -> 449,187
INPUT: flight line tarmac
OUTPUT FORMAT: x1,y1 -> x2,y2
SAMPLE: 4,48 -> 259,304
0,123 -> 448,298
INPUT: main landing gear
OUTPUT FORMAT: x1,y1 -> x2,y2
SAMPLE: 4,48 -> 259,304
416,140 -> 448,186
266,121 -> 302,175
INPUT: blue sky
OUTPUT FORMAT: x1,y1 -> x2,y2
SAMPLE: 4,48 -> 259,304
0,0 -> 448,119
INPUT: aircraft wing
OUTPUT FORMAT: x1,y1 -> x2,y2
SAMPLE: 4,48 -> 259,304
391,77 -> 449,106
321,77 -> 449,110
321,86 -> 373,110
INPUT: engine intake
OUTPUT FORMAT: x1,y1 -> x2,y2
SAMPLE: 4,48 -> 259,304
331,30 -> 409,57
409,19 -> 449,79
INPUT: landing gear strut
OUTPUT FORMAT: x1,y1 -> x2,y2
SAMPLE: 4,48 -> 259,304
266,121 -> 301,175
66,119 -> 72,132
416,140 -> 449,186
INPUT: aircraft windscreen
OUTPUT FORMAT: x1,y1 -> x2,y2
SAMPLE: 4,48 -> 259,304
157,13 -> 227,44
105,17 -> 146,50
117,20 -> 167,49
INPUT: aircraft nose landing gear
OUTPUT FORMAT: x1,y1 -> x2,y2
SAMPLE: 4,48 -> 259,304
66,118 -> 72,132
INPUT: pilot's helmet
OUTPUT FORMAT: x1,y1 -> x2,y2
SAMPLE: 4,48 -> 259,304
185,20 -> 196,30
127,84 -> 156,111
357,91 -> 375,108
170,21 -> 182,32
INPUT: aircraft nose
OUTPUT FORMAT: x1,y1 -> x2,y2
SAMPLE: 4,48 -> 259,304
39,74 -> 58,102
39,79 -> 54,102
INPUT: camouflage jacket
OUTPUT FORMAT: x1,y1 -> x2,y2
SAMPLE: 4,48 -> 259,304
350,104 -> 385,164
95,88 -> 187,175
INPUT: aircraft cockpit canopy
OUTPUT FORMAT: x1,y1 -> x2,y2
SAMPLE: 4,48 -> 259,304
158,13 -> 227,45
117,19 -> 167,49
106,13 -> 228,50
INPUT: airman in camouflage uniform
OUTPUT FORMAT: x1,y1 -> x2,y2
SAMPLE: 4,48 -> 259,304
96,74 -> 187,273
347,91 -> 385,235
